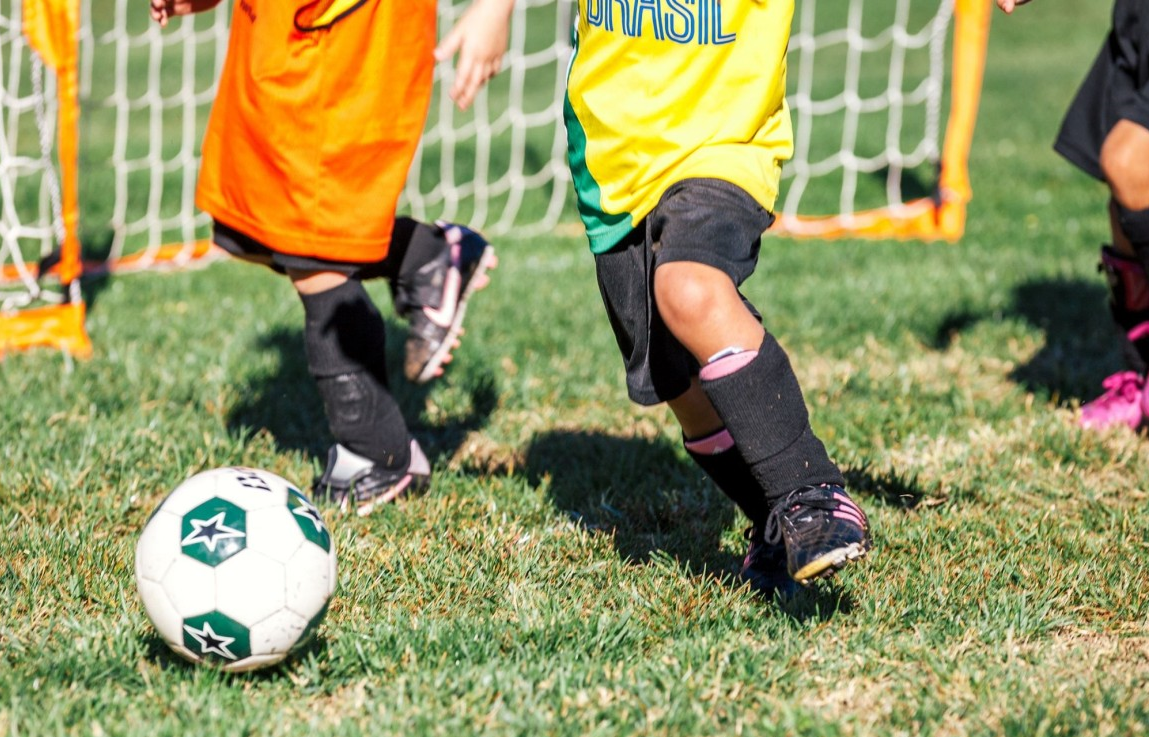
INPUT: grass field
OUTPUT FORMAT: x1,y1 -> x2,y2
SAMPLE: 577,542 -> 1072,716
4,1 -> 1149,735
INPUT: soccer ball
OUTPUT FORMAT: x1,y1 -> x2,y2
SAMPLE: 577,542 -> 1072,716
135,467 -> 337,672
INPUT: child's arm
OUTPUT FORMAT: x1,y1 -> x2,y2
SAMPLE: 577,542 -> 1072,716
150,0 -> 224,28
434,0 -> 516,111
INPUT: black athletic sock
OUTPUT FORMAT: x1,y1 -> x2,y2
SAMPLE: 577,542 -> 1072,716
1099,244 -> 1149,371
300,279 -> 410,470
699,334 -> 844,500
685,429 -> 770,526
1113,203 -> 1149,368
388,218 -> 450,314
1117,201 -> 1149,255
357,217 -> 444,287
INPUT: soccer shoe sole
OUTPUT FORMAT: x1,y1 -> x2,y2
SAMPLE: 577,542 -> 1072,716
347,478 -> 412,517
411,245 -> 497,385
741,569 -> 802,600
342,473 -> 431,516
792,541 -> 870,585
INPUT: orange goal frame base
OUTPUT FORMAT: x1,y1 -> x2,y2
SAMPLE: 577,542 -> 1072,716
772,194 -> 967,243
0,240 -> 221,360
0,300 -> 92,359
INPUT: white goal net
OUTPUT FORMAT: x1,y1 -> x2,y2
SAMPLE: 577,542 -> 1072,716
0,0 -> 988,355
781,0 -> 959,236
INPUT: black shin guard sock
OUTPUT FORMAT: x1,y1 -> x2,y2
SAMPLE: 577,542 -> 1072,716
301,280 -> 410,469
358,217 -> 443,287
314,372 -> 410,469
700,335 -> 844,500
1099,245 -> 1149,370
1116,204 -> 1149,368
1117,202 -> 1149,254
390,219 -> 449,314
686,442 -> 771,526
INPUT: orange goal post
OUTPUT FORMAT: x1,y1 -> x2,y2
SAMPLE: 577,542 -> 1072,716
0,0 -> 991,358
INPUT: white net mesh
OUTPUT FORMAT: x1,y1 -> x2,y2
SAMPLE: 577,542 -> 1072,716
781,0 -> 956,230
408,0 -> 573,237
78,0 -> 228,268
70,0 -> 574,266
1,0 -> 966,318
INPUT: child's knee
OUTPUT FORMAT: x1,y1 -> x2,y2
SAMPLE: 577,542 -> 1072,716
654,261 -> 738,328
1101,121 -> 1149,210
653,262 -> 714,326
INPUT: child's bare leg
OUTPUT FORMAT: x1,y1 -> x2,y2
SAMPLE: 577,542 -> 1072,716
653,256 -> 867,583
652,260 -> 764,364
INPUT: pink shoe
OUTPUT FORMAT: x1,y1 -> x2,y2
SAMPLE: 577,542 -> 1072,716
1080,371 -> 1145,430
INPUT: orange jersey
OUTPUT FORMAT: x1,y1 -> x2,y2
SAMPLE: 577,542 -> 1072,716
196,0 -> 436,262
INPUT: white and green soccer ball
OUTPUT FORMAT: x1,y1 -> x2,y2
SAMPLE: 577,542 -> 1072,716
135,467 -> 337,673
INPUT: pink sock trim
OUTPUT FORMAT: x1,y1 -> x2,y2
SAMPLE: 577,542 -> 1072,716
684,428 -> 734,455
700,350 -> 759,381
1128,321 -> 1149,342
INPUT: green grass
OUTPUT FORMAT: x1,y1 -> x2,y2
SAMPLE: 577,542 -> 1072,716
4,1 -> 1149,735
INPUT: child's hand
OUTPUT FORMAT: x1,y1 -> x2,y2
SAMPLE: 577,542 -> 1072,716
995,0 -> 1033,14
150,0 -> 223,28
150,0 -> 169,26
434,0 -> 515,111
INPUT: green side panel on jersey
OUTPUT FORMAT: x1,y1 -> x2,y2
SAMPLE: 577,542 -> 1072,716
563,94 -> 632,255
182,611 -> 252,664
180,498 -> 247,566
287,487 -> 332,552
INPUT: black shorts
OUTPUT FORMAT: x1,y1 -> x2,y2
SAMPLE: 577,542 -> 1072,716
212,219 -> 404,278
593,178 -> 775,406
1055,0 -> 1149,180
213,220 -> 366,275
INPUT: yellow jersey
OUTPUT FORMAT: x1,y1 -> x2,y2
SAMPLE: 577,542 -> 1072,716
564,0 -> 794,253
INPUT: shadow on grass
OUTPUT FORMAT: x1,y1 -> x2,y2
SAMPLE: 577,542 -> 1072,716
224,320 -> 498,476
524,429 -> 735,574
844,462 -> 926,510
932,276 -> 1119,404
523,429 -> 882,622
1006,277 -> 1121,402
772,581 -> 856,621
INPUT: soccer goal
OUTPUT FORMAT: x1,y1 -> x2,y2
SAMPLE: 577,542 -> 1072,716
0,0 -> 990,357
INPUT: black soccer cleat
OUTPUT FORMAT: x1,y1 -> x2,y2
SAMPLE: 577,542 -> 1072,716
312,440 -> 431,516
764,484 -> 871,585
740,526 -> 801,599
